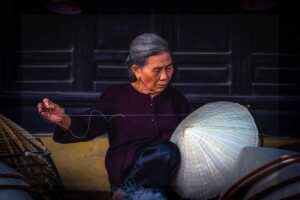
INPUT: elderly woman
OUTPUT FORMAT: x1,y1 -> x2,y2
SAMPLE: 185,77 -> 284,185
37,33 -> 190,199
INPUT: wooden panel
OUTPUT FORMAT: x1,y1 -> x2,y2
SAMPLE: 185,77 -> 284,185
254,67 -> 300,84
93,52 -> 128,91
1,0 -> 299,139
176,65 -> 229,83
95,14 -> 154,50
250,15 -> 280,95
242,15 -> 300,96
93,11 -> 156,91
0,0 -> 5,92
174,15 -> 229,51
251,53 -> 300,96
169,14 -> 232,95
21,15 -> 74,50
230,15 -> 253,94
17,64 -> 70,80
173,83 -> 230,95
94,64 -> 128,81
252,15 -> 279,53
4,8 -> 76,92
251,53 -> 278,95
6,50 -> 73,91
95,0 -> 155,50
278,14 -> 300,53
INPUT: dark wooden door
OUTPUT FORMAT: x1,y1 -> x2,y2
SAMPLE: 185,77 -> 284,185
0,0 -> 299,138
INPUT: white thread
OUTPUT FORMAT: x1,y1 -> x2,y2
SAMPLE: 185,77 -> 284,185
40,113 -> 187,117
39,109 -> 187,139
39,109 -> 125,139
69,110 -> 126,139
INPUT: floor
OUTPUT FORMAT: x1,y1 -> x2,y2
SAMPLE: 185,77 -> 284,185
62,190 -> 111,200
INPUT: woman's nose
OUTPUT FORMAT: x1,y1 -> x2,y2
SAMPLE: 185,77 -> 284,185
159,69 -> 168,80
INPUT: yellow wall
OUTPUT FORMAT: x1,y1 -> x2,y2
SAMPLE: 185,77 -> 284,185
37,134 -> 110,191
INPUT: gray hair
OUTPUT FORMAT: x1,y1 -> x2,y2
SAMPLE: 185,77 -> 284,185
125,33 -> 170,81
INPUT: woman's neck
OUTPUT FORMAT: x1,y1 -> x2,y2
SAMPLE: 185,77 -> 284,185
131,81 -> 159,99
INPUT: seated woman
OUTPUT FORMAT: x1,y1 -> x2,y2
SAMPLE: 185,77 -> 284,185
37,33 -> 191,199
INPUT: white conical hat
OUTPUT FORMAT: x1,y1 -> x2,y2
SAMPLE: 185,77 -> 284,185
170,101 -> 259,200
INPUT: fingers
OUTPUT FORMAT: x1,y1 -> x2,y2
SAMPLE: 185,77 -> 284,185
37,102 -> 49,118
37,102 -> 42,110
38,98 -> 65,115
37,98 -> 54,116
37,102 -> 44,113
42,98 -> 56,109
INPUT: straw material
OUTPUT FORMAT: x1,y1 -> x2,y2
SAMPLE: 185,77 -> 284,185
0,162 -> 34,200
170,101 -> 259,200
220,147 -> 300,200
0,114 -> 64,200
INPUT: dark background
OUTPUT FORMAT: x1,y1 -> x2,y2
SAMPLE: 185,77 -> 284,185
0,0 -> 299,138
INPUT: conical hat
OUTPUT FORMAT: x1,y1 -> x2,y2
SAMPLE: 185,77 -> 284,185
170,101 -> 259,200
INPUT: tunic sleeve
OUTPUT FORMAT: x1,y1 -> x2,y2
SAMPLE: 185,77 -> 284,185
53,89 -> 113,143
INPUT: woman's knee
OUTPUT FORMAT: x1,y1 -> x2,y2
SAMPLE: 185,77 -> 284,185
158,141 -> 181,164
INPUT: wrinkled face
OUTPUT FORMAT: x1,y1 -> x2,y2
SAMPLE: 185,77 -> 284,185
132,51 -> 174,96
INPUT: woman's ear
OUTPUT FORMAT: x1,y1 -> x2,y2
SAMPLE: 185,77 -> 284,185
131,64 -> 141,79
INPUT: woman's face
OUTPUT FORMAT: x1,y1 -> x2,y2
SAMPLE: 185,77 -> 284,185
133,51 -> 174,96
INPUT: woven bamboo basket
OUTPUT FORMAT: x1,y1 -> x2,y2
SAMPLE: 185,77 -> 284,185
0,114 -> 64,200
0,161 -> 34,199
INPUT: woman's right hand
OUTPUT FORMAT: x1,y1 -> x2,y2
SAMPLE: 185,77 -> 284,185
37,98 -> 71,129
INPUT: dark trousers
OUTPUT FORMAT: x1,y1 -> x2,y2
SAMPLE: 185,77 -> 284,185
122,141 -> 182,199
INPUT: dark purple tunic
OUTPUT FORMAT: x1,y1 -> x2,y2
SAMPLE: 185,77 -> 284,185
53,83 -> 190,186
